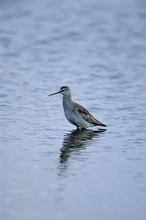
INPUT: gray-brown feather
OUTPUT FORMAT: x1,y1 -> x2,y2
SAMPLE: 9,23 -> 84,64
73,102 -> 106,127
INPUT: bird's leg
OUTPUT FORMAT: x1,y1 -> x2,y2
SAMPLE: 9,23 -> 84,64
77,127 -> 85,131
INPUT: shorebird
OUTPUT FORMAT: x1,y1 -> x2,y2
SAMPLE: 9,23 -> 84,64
48,86 -> 107,130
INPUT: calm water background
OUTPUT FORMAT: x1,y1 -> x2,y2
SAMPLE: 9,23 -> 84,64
0,0 -> 146,219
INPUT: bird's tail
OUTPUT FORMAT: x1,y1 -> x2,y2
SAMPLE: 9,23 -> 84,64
98,122 -> 107,127
94,120 -> 107,127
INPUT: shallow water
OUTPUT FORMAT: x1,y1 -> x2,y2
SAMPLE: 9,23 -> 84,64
0,0 -> 146,219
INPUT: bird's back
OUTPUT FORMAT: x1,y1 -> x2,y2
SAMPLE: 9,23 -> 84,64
73,102 -> 107,127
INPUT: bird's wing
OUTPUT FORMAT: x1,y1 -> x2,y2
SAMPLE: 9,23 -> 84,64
74,102 -> 106,127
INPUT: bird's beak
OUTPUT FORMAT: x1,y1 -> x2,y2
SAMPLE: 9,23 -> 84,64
48,90 -> 61,96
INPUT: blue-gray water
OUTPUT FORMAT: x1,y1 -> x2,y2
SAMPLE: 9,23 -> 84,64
0,0 -> 146,219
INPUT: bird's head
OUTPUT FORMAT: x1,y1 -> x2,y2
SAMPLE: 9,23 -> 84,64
48,86 -> 71,97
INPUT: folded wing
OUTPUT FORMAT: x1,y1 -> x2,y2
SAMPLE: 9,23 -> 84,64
74,102 -> 107,127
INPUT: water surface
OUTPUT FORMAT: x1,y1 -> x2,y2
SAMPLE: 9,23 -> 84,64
0,0 -> 146,220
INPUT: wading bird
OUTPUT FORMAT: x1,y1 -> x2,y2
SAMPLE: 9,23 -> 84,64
49,86 -> 107,130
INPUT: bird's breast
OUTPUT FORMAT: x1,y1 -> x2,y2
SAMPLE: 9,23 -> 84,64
64,108 -> 73,121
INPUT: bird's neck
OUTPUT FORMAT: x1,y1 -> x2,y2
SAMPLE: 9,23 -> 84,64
63,94 -> 73,110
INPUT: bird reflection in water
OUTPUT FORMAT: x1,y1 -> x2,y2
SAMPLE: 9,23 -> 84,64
60,129 -> 106,163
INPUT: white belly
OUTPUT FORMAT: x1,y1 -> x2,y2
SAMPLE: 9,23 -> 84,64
64,109 -> 91,128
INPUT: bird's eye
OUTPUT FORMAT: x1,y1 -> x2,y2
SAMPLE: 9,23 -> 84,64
61,86 -> 68,92
61,88 -> 66,91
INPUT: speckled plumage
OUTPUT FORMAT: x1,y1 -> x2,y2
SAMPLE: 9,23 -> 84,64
49,86 -> 107,130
